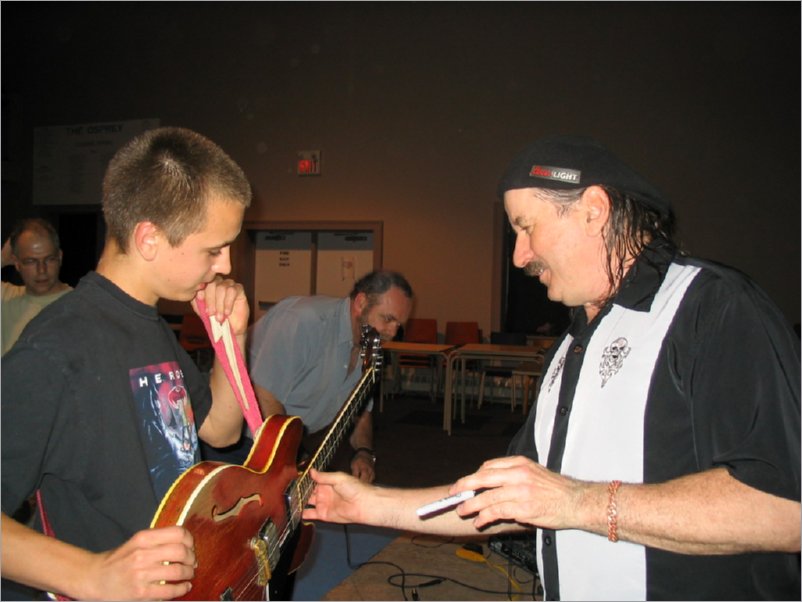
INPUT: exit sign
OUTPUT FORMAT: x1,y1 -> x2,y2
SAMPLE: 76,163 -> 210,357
297,150 -> 321,176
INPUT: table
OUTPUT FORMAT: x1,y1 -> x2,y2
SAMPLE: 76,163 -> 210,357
379,341 -> 456,411
511,360 -> 544,415
443,344 -> 546,435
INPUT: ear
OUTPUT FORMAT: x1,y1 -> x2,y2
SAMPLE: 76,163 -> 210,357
580,186 -> 611,236
132,221 -> 163,262
353,291 -> 369,313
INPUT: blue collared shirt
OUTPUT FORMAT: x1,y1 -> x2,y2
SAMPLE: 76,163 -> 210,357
248,295 -> 367,433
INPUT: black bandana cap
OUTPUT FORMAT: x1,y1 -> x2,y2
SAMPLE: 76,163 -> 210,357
497,135 -> 671,218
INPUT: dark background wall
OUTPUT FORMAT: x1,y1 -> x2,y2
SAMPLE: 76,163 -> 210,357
2,2 -> 799,334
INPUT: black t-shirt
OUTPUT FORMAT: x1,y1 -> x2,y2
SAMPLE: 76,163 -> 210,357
2,271 -> 212,553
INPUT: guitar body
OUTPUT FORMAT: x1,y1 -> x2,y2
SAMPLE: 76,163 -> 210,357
152,325 -> 382,601
151,414 -> 314,601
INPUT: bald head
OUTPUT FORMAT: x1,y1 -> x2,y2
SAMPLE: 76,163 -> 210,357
10,219 -> 66,296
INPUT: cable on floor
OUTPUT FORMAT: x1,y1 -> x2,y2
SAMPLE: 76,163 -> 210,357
387,571 -> 532,599
344,525 -> 537,600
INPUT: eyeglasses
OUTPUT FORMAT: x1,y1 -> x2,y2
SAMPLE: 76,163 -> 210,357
19,256 -> 60,269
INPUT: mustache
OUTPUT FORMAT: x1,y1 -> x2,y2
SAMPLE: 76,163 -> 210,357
523,261 -> 546,277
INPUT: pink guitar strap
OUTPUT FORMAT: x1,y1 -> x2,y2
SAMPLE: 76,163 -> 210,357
35,490 -> 54,537
194,297 -> 264,435
35,490 -> 70,601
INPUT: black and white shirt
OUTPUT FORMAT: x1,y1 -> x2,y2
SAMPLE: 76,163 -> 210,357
509,240 -> 801,600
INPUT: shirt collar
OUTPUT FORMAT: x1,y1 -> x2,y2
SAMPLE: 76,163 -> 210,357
569,238 -> 677,334
614,238 -> 676,311
339,297 -> 356,346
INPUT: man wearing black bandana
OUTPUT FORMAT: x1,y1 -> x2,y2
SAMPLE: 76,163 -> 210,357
303,136 -> 800,601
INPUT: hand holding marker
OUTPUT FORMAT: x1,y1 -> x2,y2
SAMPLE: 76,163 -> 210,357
416,489 -> 477,517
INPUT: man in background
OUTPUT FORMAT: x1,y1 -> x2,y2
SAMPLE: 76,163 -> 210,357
1,218 -> 72,354
244,270 -> 414,484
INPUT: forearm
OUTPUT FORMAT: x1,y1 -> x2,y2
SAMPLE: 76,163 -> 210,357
575,468 -> 801,554
457,457 -> 799,556
253,384 -> 286,417
347,411 -> 376,482
194,278 -> 251,447
349,410 -> 373,451
2,513 -> 97,599
368,485 -> 513,536
305,469 -> 525,537
199,346 -> 247,447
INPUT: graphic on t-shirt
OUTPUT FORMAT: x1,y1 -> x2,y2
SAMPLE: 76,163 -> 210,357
130,361 -> 198,499
599,336 -> 631,387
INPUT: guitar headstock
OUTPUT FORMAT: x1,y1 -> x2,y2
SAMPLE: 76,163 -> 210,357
359,324 -> 383,372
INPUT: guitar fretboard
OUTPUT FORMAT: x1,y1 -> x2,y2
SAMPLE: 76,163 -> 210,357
296,364 -> 376,507
287,326 -> 381,529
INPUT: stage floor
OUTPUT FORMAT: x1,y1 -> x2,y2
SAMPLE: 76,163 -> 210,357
292,394 -> 532,600
323,532 -> 541,601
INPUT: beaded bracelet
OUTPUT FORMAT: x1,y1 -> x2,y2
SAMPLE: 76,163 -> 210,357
607,479 -> 622,542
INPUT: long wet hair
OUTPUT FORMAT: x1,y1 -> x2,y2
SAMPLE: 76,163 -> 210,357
540,185 -> 679,307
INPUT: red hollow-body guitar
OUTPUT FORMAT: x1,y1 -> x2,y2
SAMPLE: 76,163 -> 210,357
150,327 -> 382,600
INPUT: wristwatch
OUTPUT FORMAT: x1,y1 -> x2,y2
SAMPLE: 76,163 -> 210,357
353,447 -> 376,464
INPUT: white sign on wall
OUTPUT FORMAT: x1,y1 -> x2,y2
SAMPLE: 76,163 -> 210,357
253,231 -> 314,321
251,229 -> 377,320
33,118 -> 160,205
316,232 -> 374,298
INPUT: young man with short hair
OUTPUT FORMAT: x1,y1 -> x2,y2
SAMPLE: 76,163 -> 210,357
2,127 -> 253,600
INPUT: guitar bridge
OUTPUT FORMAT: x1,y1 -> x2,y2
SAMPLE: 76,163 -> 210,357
251,519 -> 282,587
249,536 -> 271,586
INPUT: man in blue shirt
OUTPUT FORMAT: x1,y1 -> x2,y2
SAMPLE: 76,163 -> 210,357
248,270 -> 414,484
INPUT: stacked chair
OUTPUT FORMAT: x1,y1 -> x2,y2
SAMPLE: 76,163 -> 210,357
444,321 -> 481,415
396,318 -> 440,399
476,331 -> 529,410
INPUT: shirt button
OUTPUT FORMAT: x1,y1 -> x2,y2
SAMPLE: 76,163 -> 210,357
559,406 -> 568,416
573,344 -> 583,354
543,535 -> 552,546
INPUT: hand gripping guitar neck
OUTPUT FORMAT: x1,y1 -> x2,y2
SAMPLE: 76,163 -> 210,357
151,315 -> 382,600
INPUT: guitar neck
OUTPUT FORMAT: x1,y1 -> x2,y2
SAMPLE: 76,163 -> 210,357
296,364 -> 376,504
